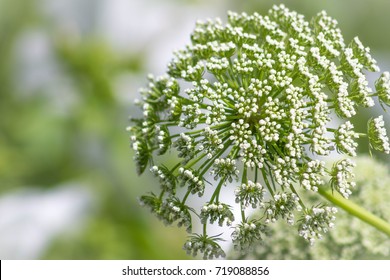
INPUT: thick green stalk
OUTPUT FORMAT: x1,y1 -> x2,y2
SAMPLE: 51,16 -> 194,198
318,188 -> 390,237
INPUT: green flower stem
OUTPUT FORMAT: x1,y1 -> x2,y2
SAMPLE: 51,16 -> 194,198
289,184 -> 306,209
318,187 -> 390,237
261,168 -> 275,197
240,166 -> 248,222
198,140 -> 231,177
170,161 -> 182,172
210,176 -> 227,203
181,189 -> 192,204
265,162 -> 277,192
203,221 -> 207,236
185,152 -> 207,169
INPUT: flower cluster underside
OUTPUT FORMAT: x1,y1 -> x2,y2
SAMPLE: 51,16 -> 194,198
129,4 -> 390,258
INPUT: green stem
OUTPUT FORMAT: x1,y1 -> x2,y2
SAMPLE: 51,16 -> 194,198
289,184 -> 306,210
185,152 -> 207,169
210,175 -> 227,203
182,189 -> 191,204
261,168 -> 275,197
318,188 -> 390,237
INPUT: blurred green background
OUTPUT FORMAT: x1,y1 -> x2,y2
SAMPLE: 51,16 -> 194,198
0,0 -> 389,259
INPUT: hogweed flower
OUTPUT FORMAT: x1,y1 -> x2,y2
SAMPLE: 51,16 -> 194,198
129,4 -> 390,258
232,220 -> 269,252
376,72 -> 390,106
298,206 -> 337,245
183,233 -> 226,259
368,116 -> 390,154
235,180 -> 265,209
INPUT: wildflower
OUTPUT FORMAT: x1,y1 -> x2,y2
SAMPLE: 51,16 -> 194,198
211,158 -> 239,184
368,116 -> 390,154
300,160 -> 326,192
178,167 -> 205,196
376,72 -> 390,106
159,196 -> 193,233
298,206 -> 337,245
330,159 -> 356,199
183,234 -> 226,259
235,180 -> 265,209
334,121 -> 359,156
200,202 -> 234,226
231,220 -> 269,252
129,4 -> 390,258
150,165 -> 176,194
265,192 -> 301,224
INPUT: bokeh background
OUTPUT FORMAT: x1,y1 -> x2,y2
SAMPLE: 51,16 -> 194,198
1,0 -> 390,259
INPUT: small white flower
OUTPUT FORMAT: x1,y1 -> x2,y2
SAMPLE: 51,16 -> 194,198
335,121 -> 359,156
368,116 -> 390,154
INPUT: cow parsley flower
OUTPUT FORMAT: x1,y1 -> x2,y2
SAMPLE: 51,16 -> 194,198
376,72 -> 390,106
200,202 -> 234,226
183,233 -> 226,259
298,206 -> 337,245
129,4 -> 390,258
334,121 -> 359,156
368,116 -> 390,154
235,180 -> 265,209
231,220 -> 269,252
330,159 -> 356,199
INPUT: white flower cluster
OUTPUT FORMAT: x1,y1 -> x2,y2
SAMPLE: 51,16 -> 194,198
178,167 -> 205,196
298,206 -> 337,245
231,220 -> 268,252
376,71 -> 390,106
200,202 -> 234,226
173,133 -> 196,162
155,125 -> 171,155
130,4 -> 390,258
330,159 -> 356,199
211,158 -> 239,184
258,97 -> 284,142
230,119 -> 267,169
150,165 -> 176,194
179,103 -> 202,129
139,195 -> 193,233
183,234 -> 226,259
300,160 -> 326,192
368,116 -> 390,154
199,127 -> 224,159
265,193 -> 301,225
272,156 -> 299,189
159,198 -> 192,232
351,37 -> 380,72
335,121 -> 359,156
235,180 -> 265,209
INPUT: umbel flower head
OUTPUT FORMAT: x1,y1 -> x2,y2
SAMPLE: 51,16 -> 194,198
128,4 -> 390,258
